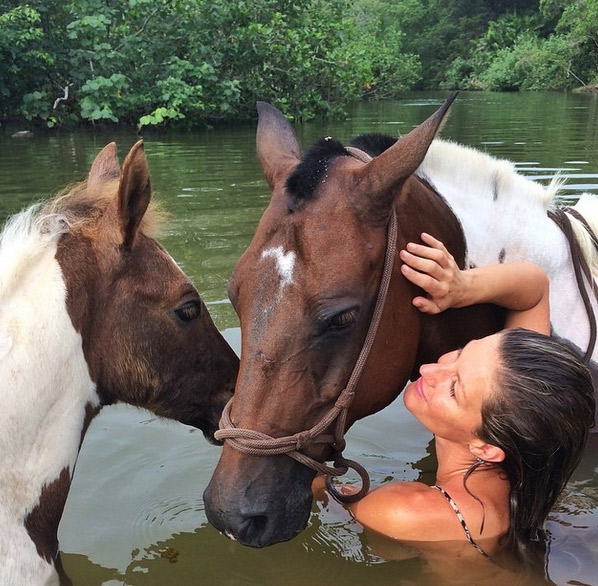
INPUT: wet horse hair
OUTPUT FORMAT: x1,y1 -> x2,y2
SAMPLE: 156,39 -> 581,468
286,138 -> 351,202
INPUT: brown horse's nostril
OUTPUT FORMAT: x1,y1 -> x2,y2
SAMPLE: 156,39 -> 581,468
238,514 -> 270,547
204,459 -> 314,547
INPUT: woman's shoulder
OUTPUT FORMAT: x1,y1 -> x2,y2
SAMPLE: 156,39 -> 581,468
349,481 -> 453,541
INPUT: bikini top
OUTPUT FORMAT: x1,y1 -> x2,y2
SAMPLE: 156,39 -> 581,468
432,485 -> 491,559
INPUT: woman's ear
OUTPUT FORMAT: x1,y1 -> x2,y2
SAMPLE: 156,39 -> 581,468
469,439 -> 505,463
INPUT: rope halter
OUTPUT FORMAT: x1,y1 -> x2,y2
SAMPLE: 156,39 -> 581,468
215,147 -> 397,503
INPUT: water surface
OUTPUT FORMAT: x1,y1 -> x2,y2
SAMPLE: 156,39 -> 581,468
1,91 -> 597,585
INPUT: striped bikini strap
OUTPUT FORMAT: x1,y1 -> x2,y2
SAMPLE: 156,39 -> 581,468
432,485 -> 491,559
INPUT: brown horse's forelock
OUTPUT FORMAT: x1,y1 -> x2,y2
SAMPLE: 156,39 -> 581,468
285,138 -> 351,202
349,133 -> 398,157
285,134 -> 403,203
46,180 -> 165,238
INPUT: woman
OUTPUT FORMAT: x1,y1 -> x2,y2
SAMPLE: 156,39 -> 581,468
342,233 -> 595,559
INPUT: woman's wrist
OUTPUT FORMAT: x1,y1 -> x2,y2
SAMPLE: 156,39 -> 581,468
454,263 -> 548,311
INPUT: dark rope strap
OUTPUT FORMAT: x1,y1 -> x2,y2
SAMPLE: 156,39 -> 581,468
216,394 -> 368,479
548,207 -> 598,363
566,207 -> 598,251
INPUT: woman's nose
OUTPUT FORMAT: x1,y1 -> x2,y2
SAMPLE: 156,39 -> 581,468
420,362 -> 449,386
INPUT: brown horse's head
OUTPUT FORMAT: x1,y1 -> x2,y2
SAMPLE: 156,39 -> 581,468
56,141 -> 239,441
204,95 -> 460,546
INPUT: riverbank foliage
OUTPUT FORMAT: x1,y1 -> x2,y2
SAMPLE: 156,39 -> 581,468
1,0 -> 597,129
0,0 -> 419,128
435,0 -> 598,92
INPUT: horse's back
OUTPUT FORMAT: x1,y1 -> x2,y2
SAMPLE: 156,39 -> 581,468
418,140 -> 557,267
419,140 -> 598,368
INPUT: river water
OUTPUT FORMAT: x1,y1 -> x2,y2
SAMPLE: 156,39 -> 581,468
1,91 -> 598,585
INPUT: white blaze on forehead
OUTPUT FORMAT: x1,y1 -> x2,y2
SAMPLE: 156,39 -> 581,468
261,246 -> 296,291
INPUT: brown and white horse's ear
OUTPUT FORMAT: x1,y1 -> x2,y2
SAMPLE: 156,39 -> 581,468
87,142 -> 120,192
256,102 -> 302,190
118,140 -> 151,249
355,92 -> 458,222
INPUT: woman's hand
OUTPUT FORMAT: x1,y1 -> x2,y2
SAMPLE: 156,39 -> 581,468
399,232 -> 469,314
399,232 -> 550,333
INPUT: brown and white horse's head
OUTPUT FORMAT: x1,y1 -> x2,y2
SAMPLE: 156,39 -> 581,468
0,141 -> 238,583
56,141 -> 239,435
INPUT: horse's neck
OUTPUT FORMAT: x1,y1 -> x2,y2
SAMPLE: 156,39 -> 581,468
396,177 -> 506,369
417,140 -> 568,272
0,240 -> 99,580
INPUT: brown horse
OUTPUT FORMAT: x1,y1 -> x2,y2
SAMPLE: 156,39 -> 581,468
204,93 -> 598,548
0,141 -> 238,584
203,94 -> 512,547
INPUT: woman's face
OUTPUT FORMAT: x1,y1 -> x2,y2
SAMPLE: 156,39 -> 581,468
403,333 -> 502,443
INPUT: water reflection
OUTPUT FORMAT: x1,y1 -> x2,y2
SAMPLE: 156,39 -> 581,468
2,91 -> 598,585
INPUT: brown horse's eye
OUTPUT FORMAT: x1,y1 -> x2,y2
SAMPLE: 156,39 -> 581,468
329,308 -> 358,329
175,300 -> 201,322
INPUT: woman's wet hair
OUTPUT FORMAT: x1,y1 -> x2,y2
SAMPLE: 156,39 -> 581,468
477,328 -> 595,544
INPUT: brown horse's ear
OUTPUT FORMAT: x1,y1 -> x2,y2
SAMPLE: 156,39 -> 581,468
256,102 -> 302,190
87,142 -> 120,192
118,140 -> 151,249
356,92 -> 458,222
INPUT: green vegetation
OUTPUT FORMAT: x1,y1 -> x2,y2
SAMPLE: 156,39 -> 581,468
439,0 -> 598,92
0,0 -> 419,128
1,0 -> 596,129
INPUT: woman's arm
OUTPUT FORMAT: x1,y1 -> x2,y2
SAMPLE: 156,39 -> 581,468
399,233 -> 550,334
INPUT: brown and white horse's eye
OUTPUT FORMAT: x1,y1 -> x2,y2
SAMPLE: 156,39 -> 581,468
174,300 -> 201,322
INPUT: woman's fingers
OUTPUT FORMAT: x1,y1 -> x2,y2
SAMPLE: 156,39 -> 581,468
420,232 -> 446,249
408,233 -> 457,269
400,263 -> 448,297
404,242 -> 447,265
399,249 -> 445,279
411,295 -> 442,314
400,233 -> 462,314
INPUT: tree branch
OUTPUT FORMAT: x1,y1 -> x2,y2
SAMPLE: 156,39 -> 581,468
114,1 -> 172,52
53,84 -> 72,109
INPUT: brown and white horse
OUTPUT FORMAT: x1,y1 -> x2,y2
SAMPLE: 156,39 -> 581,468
0,141 -> 239,584
203,94 -> 598,548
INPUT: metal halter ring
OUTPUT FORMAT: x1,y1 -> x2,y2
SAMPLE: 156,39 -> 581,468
325,457 -> 371,504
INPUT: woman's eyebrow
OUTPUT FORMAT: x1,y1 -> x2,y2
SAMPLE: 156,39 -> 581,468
455,348 -> 464,394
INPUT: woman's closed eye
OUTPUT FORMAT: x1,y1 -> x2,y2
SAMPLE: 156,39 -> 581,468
449,382 -> 456,397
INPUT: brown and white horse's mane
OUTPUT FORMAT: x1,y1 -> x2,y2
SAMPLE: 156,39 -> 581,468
0,185 -> 161,308
0,205 -> 65,303
45,180 -> 166,238
420,138 -> 558,207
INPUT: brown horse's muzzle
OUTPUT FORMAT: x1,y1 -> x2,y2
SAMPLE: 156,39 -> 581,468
203,448 -> 315,547
179,326 -> 239,443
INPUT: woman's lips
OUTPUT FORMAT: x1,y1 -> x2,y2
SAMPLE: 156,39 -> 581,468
415,377 -> 426,401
